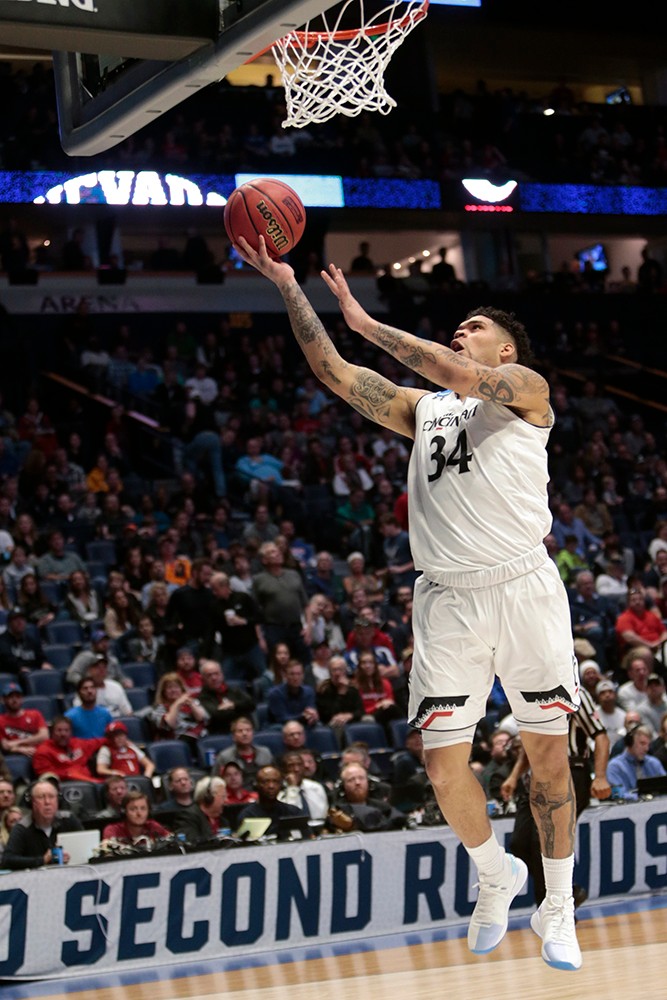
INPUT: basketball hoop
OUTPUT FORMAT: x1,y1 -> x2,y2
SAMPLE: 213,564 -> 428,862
270,0 -> 429,129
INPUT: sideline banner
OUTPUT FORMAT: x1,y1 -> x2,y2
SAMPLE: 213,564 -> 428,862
0,800 -> 665,980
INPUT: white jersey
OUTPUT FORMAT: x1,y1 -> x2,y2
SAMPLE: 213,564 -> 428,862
407,391 -> 553,577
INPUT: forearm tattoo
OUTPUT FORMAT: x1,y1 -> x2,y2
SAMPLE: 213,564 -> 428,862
530,780 -> 576,856
375,323 -> 439,373
320,360 -> 342,385
282,282 -> 327,348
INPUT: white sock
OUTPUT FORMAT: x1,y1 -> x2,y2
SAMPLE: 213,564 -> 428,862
542,854 -> 575,898
467,833 -> 505,879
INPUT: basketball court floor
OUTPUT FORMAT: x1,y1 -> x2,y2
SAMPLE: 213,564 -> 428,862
2,894 -> 666,1000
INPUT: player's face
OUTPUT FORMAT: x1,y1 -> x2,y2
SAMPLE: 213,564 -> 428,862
451,316 -> 515,367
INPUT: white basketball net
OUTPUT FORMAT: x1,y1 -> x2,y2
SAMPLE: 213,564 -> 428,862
272,0 -> 429,129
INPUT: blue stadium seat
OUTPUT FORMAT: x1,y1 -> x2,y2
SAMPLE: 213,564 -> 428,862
85,540 -> 118,566
121,662 -> 157,690
254,703 -> 270,729
42,644 -> 75,672
126,688 -> 151,712
343,721 -> 388,750
146,739 -> 194,773
45,621 -> 85,647
4,754 -> 34,785
38,580 -> 64,606
24,670 -> 65,699
389,719 -> 410,749
21,695 -> 58,723
197,734 -> 234,769
306,726 -> 340,754
254,730 -> 285,757
114,715 -> 150,745
85,561 -> 106,582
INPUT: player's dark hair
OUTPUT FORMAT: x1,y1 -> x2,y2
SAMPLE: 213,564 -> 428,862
465,307 -> 536,368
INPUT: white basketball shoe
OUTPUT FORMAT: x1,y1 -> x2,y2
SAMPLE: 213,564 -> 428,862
530,893 -> 582,971
467,853 -> 528,954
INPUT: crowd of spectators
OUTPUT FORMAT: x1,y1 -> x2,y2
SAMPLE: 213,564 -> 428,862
3,63 -> 667,192
0,281 -> 665,869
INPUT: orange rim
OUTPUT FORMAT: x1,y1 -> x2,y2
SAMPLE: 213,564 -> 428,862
246,0 -> 428,62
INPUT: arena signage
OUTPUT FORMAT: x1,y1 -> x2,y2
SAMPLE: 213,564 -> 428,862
0,803 -> 664,981
0,0 -> 219,58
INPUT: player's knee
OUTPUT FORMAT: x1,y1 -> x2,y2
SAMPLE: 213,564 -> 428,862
526,744 -> 570,786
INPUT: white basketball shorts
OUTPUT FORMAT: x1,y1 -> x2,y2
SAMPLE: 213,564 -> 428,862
408,556 -> 580,747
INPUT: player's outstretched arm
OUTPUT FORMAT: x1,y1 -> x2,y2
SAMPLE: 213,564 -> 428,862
235,237 -> 422,439
322,264 -> 548,421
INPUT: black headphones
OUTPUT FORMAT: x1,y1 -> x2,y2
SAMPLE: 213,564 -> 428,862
24,776 -> 59,805
202,778 -> 215,806
624,725 -> 641,748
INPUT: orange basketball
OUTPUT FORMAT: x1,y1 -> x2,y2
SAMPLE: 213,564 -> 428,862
223,178 -> 306,258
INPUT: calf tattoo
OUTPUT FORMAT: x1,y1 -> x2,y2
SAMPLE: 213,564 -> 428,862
530,779 -> 576,856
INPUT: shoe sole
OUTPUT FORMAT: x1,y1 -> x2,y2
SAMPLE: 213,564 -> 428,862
530,910 -> 582,971
468,857 -> 528,954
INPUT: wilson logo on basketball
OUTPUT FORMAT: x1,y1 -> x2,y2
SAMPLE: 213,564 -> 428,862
283,196 -> 304,224
255,201 -> 289,252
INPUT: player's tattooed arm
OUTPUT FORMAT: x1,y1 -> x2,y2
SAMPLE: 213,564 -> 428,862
371,322 -> 444,375
464,363 -> 552,421
280,281 -> 420,437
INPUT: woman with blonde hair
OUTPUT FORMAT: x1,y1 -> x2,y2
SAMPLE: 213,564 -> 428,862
148,672 -> 208,751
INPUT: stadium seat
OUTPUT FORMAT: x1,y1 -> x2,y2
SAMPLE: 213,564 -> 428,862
126,688 -> 151,712
24,670 -> 65,698
43,644 -> 75,672
85,540 -> 118,566
306,726 -> 340,754
123,774 -> 156,803
120,662 -> 157,690
59,780 -> 102,817
114,715 -> 150,744
197,734 -> 234,769
343,721 -> 388,750
38,580 -> 64,605
0,673 -> 18,690
146,739 -> 194,773
85,561 -> 106,582
4,754 -> 33,785
254,730 -> 285,757
389,719 -> 410,749
22,695 -> 59,722
45,620 -> 85,647
254,703 -> 270,729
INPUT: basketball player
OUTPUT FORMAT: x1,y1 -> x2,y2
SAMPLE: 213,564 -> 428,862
235,235 -> 582,971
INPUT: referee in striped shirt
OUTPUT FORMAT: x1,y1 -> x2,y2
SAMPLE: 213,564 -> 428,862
502,687 -> 611,907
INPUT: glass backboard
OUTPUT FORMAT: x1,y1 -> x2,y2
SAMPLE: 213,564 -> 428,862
52,0 -> 334,157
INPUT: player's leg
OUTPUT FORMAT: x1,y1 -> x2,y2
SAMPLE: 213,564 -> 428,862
495,560 -> 582,969
412,577 -> 527,955
424,737 -> 527,954
520,730 -> 581,971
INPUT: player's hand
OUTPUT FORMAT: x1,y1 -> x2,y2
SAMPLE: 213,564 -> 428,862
235,235 -> 295,286
320,264 -> 370,333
